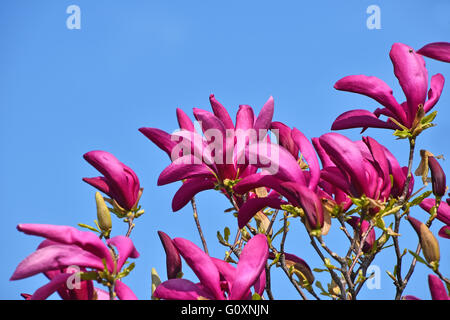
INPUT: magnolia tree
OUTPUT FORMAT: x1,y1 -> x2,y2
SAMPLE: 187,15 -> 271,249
11,42 -> 450,300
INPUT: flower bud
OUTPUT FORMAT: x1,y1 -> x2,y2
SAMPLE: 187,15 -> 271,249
95,192 -> 112,235
428,156 -> 446,198
157,231 -> 182,279
407,216 -> 440,265
283,253 -> 314,287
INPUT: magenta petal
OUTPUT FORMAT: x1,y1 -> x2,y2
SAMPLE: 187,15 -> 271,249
236,105 -> 255,131
320,166 -> 353,196
10,244 -> 105,280
417,42 -> 450,63
82,177 -> 111,196
253,268 -> 266,296
390,43 -> 428,126
319,133 -> 367,197
157,156 -> 214,186
331,109 -> 398,131
424,73 -> 445,113
173,238 -> 223,300
209,94 -> 235,130
311,137 -> 334,168
211,257 -> 236,283
403,295 -> 421,300
30,273 -> 72,300
438,226 -> 450,239
16,224 -> 113,269
334,75 -> 406,123
139,127 -> 178,159
230,234 -> 268,300
106,236 -> 139,271
270,122 -> 298,158
428,274 -> 449,300
95,288 -> 111,300
114,280 -> 138,300
172,178 -> 215,212
154,278 -> 214,300
157,231 -> 182,279
237,197 -> 285,229
245,142 -> 306,184
176,108 -> 195,132
291,128 -> 320,190
420,198 -> 450,225
254,96 -> 274,132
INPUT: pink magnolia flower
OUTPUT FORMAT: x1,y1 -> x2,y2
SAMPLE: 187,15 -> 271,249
83,150 -> 141,211
10,224 -> 139,300
158,231 -> 182,279
233,125 -> 323,231
317,133 -> 413,206
332,43 -> 445,131
417,42 -> 450,63
153,234 -> 269,300
139,94 -> 275,212
403,274 -> 449,300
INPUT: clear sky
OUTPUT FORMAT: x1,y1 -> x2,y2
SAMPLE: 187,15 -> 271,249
1,0 -> 449,300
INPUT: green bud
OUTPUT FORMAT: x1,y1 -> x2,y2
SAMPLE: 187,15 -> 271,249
95,192 -> 112,234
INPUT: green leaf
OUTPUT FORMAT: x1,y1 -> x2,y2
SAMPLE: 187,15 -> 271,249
270,252 -> 281,267
410,191 -> 433,206
421,111 -> 437,124
393,129 -> 412,139
312,268 -> 328,273
117,262 -> 135,279
80,271 -> 98,281
224,227 -> 230,243
216,231 -> 228,246
78,223 -> 100,233
408,250 -> 427,266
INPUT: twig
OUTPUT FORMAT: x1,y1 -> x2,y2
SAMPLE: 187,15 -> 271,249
190,197 -> 209,255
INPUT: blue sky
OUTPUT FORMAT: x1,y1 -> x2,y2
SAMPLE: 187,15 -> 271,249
1,0 -> 449,300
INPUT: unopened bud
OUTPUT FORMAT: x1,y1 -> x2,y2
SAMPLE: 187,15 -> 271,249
157,231 -> 182,279
428,156 -> 446,198
95,192 -> 112,234
407,216 -> 440,265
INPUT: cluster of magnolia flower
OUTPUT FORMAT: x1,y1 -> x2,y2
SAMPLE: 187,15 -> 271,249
11,42 -> 450,300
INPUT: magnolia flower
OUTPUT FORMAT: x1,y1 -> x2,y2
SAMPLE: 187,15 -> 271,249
403,274 -> 449,300
139,94 -> 275,212
10,224 -> 139,300
420,197 -> 450,239
417,42 -> 450,63
233,126 -> 324,232
83,150 -> 141,212
332,43 -> 445,131
153,234 -> 268,300
317,133 -> 413,207
428,156 -> 447,198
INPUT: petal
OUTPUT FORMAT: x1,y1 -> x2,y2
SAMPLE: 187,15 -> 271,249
334,75 -> 406,123
139,127 -> 178,158
236,105 -> 255,131
10,244 -> 105,280
209,94 -> 235,130
82,177 -> 111,197
172,178 -> 215,212
30,273 -> 72,300
424,74 -> 445,113
389,43 -> 428,127
311,137 -> 334,168
230,234 -> 268,300
254,96 -> 275,132
417,42 -> 450,63
291,128 -> 320,190
157,156 -> 215,186
176,108 -> 195,132
106,236 -> 139,271
245,142 -> 306,184
331,109 -> 398,131
438,226 -> 450,239
173,238 -> 224,300
318,133 -> 367,197
153,278 -> 214,300
114,280 -> 138,300
428,274 -> 449,300
157,231 -> 182,279
237,197 -> 285,229
233,173 -> 294,200
270,122 -> 298,158
419,198 -> 450,225
15,224 -> 113,269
